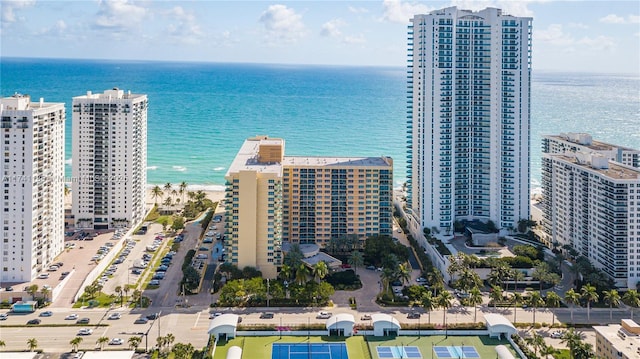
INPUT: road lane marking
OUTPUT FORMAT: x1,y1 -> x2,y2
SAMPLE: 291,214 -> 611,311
193,311 -> 201,328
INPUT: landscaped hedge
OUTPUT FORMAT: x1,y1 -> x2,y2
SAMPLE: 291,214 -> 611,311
326,270 -> 362,290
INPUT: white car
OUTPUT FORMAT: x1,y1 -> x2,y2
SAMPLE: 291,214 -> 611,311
551,331 -> 564,339
109,338 -> 124,345
316,311 -> 332,319
77,328 -> 93,336
209,312 -> 222,319
0,313 -> 8,320
108,312 -> 121,320
65,314 -> 78,320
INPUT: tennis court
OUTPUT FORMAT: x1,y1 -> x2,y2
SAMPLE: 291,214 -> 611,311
376,345 -> 422,358
272,343 -> 348,359
433,346 -> 480,359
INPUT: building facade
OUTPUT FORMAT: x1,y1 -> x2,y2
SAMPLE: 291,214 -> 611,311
72,88 -> 147,230
225,136 -> 393,278
541,151 -> 640,289
407,7 -> 532,234
594,319 -> 640,359
1,94 -> 65,282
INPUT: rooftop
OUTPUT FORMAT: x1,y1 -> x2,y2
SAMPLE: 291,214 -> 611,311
282,156 -> 392,167
551,153 -> 640,181
547,133 -> 639,152
594,322 -> 640,358
73,88 -> 146,101
226,137 -> 283,176
1,94 -> 63,112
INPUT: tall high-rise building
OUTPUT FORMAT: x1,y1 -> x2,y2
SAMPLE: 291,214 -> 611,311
225,136 -> 393,278
1,94 -> 65,282
542,135 -> 640,289
72,88 -> 147,230
407,7 -> 532,234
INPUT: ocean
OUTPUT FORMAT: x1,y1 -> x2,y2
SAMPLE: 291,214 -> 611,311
1,58 -> 638,191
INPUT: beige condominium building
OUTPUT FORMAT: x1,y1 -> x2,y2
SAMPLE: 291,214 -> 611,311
1,94 -> 65,282
595,319 -> 640,359
225,136 -> 393,278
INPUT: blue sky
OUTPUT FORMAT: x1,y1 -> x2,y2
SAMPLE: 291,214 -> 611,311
1,0 -> 639,73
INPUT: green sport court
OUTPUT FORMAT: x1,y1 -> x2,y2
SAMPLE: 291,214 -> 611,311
213,335 -> 517,359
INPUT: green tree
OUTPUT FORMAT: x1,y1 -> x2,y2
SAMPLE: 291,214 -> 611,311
114,285 -> 123,307
27,338 -> 38,352
128,336 -> 142,350
0,339 -> 5,348
26,284 -> 39,299
96,336 -> 109,351
151,185 -> 163,205
533,261 -> 550,291
436,290 -> 454,329
565,288 -> 581,324
511,269 -> 525,293
528,291 -> 545,326
163,183 -> 173,200
623,289 -> 640,320
348,251 -> 364,273
295,263 -> 310,285
539,343 -> 559,359
380,267 -> 397,295
420,291 -> 435,325
468,287 -> 483,323
456,268 -> 482,293
284,243 -> 304,268
512,292 -> 523,323
279,264 -> 293,282
179,181 -> 188,203
525,332 -> 545,356
40,286 -> 50,302
545,292 -> 561,327
581,284 -> 599,321
312,261 -> 329,283
70,337 -> 83,352
603,289 -> 621,320
171,216 -> 185,231
561,328 -> 585,359
489,285 -> 503,306
397,263 -> 411,286
172,342 -> 195,359
182,266 -> 201,291
165,333 -> 175,349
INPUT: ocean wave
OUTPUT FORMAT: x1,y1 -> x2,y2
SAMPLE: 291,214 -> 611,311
147,166 -> 158,170
172,166 -> 187,172
213,167 -> 226,171
187,184 -> 225,192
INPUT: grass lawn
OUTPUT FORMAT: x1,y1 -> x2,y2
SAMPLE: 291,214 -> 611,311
212,335 -> 516,359
554,348 -> 570,358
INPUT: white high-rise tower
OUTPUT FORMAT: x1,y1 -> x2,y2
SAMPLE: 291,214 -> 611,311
407,7 -> 532,234
72,88 -> 147,230
1,94 -> 65,282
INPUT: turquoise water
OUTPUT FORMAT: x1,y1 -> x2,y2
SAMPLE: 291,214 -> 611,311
1,58 -> 638,190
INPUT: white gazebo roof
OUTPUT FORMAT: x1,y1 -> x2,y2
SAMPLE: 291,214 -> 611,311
484,314 -> 516,332
326,313 -> 355,329
371,313 -> 400,328
208,313 -> 239,334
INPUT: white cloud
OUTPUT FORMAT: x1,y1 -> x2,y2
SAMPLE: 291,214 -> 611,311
321,19 -> 345,38
577,35 -> 615,51
1,0 -> 35,24
599,14 -> 626,24
343,34 -> 366,44
535,24 -> 574,46
567,22 -> 588,29
36,20 -> 67,36
628,15 -> 640,24
381,0 -> 432,23
259,4 -> 306,43
348,6 -> 369,14
165,6 -> 203,44
450,0 -> 543,17
94,0 -> 147,31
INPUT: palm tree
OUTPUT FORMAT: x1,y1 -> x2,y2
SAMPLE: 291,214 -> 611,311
623,289 -> 640,320
348,251 -> 364,273
128,336 -> 142,350
0,339 -> 5,348
40,286 -> 50,302
96,336 -> 109,351
156,336 -> 165,350
70,337 -> 83,352
603,289 -> 621,320
525,332 -> 545,356
539,343 -> 559,359
312,261 -> 329,283
560,328 -> 585,359
163,196 -> 173,209
420,291 -> 435,324
163,183 -> 173,200
295,264 -> 310,285
512,292 -> 523,323
279,264 -> 292,282
510,269 -> 525,293
179,181 -> 188,203
171,189 -> 178,203
123,285 -> 130,304
528,291 -> 545,326
489,285 -> 503,306
151,185 -> 163,205
468,287 -> 483,323
115,285 -> 122,306
581,284 -> 599,321
533,261 -> 551,291
456,268 -> 481,293
565,288 -> 581,324
436,290 -> 454,329
165,333 -> 175,349
397,263 -> 411,286
27,338 -> 38,352
26,284 -> 38,299
545,292 -> 561,327
380,267 -> 397,295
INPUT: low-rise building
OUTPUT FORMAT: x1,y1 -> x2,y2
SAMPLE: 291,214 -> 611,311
595,319 -> 640,359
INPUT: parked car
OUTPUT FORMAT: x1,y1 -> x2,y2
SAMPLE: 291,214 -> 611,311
0,313 -> 8,320
39,311 -> 53,317
76,318 -> 90,324
407,312 -> 421,319
109,338 -> 124,345
146,313 -> 159,320
134,317 -> 149,324
27,319 -> 41,325
77,328 -> 93,336
551,331 -> 564,339
65,314 -> 78,320
316,311 -> 332,319
37,273 -> 50,279
209,312 -> 222,319
108,312 -> 121,320
260,312 -> 275,319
